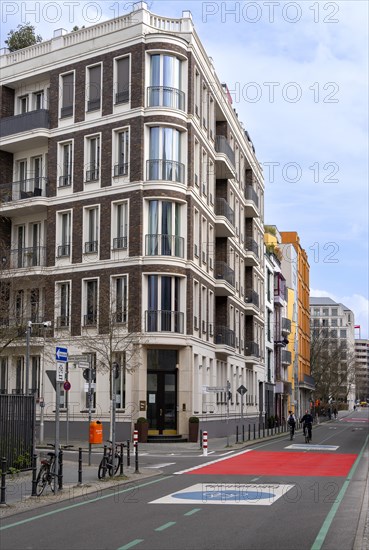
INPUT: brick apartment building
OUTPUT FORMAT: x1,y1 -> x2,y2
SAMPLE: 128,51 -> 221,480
0,2 -> 265,439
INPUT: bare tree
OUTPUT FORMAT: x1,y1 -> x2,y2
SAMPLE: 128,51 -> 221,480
310,326 -> 356,404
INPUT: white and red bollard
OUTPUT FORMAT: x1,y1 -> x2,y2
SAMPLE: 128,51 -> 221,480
133,429 -> 138,448
202,430 -> 208,456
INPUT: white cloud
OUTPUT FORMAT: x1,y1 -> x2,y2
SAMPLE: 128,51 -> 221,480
310,289 -> 369,339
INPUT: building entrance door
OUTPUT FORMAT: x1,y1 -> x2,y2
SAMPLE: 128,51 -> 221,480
146,349 -> 178,435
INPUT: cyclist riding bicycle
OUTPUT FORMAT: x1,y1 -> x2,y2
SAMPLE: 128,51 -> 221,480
300,410 -> 313,441
287,411 -> 296,439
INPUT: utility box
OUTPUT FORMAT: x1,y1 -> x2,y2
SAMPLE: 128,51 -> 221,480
89,420 -> 103,444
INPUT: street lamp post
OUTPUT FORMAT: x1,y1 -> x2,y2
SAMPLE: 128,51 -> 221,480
25,321 -> 32,396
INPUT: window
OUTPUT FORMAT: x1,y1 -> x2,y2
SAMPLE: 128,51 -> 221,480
15,289 -> 24,323
87,64 -> 101,111
60,72 -> 74,118
201,217 -> 207,263
114,352 -> 126,409
194,138 -> 200,187
201,286 -> 206,332
194,69 -> 200,116
208,291 -> 214,336
146,200 -> 183,257
18,159 -> 27,187
114,129 -> 129,177
57,211 -> 71,257
147,127 -> 183,183
31,156 -> 43,187
112,202 -> 128,250
59,142 -> 73,187
148,54 -> 184,110
112,276 -> 127,324
0,358 -> 8,394
85,136 -> 100,182
209,96 -> 214,138
84,207 -> 99,254
19,95 -> 29,114
31,356 -> 40,397
202,149 -> 207,196
340,329 -> 347,338
202,84 -> 208,128
115,57 -> 129,104
146,275 -> 183,333
322,308 -> 329,316
193,280 -> 199,330
56,282 -> 70,328
33,91 -> 44,110
194,208 -> 199,258
331,308 -> 338,316
15,357 -> 24,394
30,288 -> 40,322
84,279 -> 98,326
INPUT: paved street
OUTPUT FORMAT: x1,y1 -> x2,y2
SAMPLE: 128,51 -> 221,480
1,409 -> 368,550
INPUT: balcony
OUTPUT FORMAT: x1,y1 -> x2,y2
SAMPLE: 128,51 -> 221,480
215,198 -> 235,237
244,289 -> 259,315
84,241 -> 98,254
147,86 -> 185,111
0,178 -> 48,205
244,237 -> 259,266
215,326 -> 235,348
145,310 -> 184,334
282,317 -> 292,335
87,98 -> 101,112
85,168 -> 99,182
214,261 -> 235,296
274,276 -> 286,306
0,109 -> 50,138
9,246 -> 46,269
215,135 -> 235,179
146,159 -> 185,184
275,381 -> 292,395
113,236 -> 128,250
114,163 -> 129,177
83,313 -> 97,327
244,186 -> 259,217
145,234 -> 184,258
58,174 -> 72,188
281,350 -> 292,365
245,341 -> 260,358
57,244 -> 71,258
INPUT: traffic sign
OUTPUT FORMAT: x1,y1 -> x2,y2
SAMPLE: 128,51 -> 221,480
56,346 -> 68,362
202,386 -> 226,393
237,385 -> 248,396
68,355 -> 89,362
56,362 -> 66,382
77,361 -> 90,369
63,380 -> 71,391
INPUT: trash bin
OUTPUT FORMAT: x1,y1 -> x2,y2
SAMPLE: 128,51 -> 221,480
89,420 -> 103,444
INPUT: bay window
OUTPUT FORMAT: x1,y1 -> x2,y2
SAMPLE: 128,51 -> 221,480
146,275 -> 183,333
147,126 -> 184,183
146,200 -> 183,257
148,54 -> 184,110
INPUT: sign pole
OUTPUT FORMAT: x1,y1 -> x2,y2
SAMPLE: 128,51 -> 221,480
54,379 -> 60,493
226,380 -> 230,447
66,363 -> 69,445
88,357 -> 92,466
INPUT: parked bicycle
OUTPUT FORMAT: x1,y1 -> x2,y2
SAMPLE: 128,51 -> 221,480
35,443 -> 73,496
98,440 -> 123,479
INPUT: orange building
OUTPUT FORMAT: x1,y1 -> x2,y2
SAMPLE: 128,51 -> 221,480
280,232 -> 312,412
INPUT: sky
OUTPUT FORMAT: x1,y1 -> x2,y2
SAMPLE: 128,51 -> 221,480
1,0 -> 368,338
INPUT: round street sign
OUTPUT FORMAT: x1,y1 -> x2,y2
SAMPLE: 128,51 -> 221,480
63,381 -> 71,391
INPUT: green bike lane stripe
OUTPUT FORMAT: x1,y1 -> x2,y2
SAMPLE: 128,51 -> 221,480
311,434 -> 369,550
0,476 -> 173,531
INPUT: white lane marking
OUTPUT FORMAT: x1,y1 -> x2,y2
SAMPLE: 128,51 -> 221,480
286,444 -> 339,451
145,463 -> 176,469
218,451 -> 235,457
174,449 -> 253,474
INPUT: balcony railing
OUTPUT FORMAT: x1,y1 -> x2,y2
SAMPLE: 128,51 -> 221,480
146,159 -> 185,183
215,135 -> 235,167
0,178 -> 48,203
114,163 -> 129,177
147,86 -> 185,111
10,246 -> 46,268
281,350 -> 292,365
57,244 -> 71,257
57,315 -> 70,328
215,261 -> 235,287
60,105 -> 73,118
85,168 -> 99,182
215,326 -> 235,347
145,234 -> 184,258
83,313 -> 97,327
245,341 -> 260,357
0,109 -> 50,137
58,174 -> 72,187
244,289 -> 259,307
87,98 -> 101,111
145,310 -> 184,334
245,185 -> 259,207
215,198 -> 235,226
245,237 -> 259,257
282,317 -> 292,334
115,90 -> 129,104
113,236 -> 128,250
84,241 -> 98,254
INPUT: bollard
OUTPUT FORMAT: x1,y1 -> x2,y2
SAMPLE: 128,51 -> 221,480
126,440 -> 130,467
202,431 -> 208,456
58,449 -> 63,490
78,448 -> 83,485
1,458 -> 6,505
258,424 -> 260,439
236,426 -> 239,444
253,424 -> 256,440
248,424 -> 251,441
134,442 -> 139,473
133,430 -> 138,448
120,443 -> 124,476
199,429 -> 203,449
31,454 -> 37,496
242,424 -> 245,442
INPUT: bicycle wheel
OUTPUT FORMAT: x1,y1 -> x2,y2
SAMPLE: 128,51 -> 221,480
111,453 -> 121,476
98,453 -> 111,479
35,464 -> 49,496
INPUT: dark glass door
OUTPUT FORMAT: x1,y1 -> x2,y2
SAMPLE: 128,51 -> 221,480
147,371 -> 177,433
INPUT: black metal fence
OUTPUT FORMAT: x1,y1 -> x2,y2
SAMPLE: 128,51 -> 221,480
0,394 -> 35,470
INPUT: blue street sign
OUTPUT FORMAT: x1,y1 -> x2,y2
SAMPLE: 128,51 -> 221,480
56,346 -> 68,362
